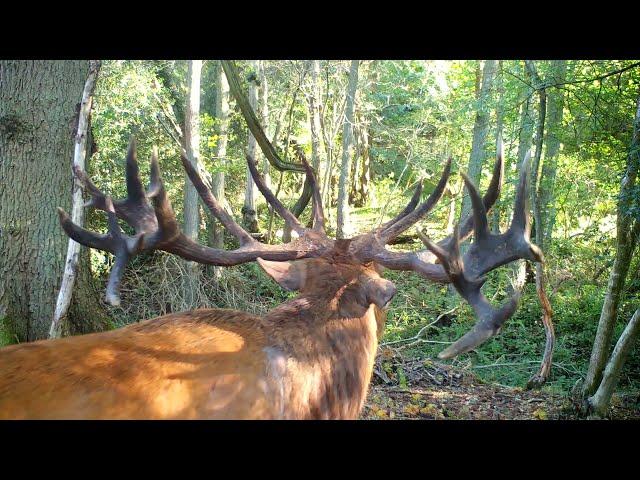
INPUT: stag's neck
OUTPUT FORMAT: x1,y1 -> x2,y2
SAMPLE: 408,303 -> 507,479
259,294 -> 382,419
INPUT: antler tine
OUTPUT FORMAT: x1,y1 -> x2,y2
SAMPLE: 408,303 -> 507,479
377,180 -> 423,233
461,172 -> 490,243
180,153 -> 256,246
299,154 -> 326,233
246,154 -> 306,235
440,137 -> 504,248
420,221 -> 521,359
58,207 -> 113,252
103,196 -> 144,306
145,153 -> 180,245
59,196 -> 143,306
437,290 -> 521,359
74,166 -> 109,210
125,138 -> 146,202
510,148 -> 532,234
378,158 -> 452,244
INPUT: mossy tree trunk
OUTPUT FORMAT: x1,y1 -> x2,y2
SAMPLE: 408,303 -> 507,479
582,90 -> 640,402
0,60 -> 109,342
336,60 -> 360,239
460,60 -> 498,221
243,60 -> 260,233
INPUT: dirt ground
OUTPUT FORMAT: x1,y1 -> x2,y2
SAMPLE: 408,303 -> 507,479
360,349 -> 640,420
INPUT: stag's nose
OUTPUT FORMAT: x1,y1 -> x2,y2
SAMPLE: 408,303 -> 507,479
379,279 -> 397,308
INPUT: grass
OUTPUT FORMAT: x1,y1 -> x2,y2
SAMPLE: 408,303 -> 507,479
0,317 -> 16,347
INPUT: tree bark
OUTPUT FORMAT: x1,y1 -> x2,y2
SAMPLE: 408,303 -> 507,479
183,60 -> 203,241
307,60 -> 324,175
0,60 -> 109,342
588,308 -> 640,416
210,61 -> 229,251
510,61 -> 535,287
49,60 -> 101,339
582,91 -> 640,399
460,60 -> 498,221
259,61 -> 271,190
525,60 -> 556,388
243,60 -> 260,233
491,61 -> 504,232
181,60 -> 203,308
336,60 -> 360,239
539,60 -> 568,244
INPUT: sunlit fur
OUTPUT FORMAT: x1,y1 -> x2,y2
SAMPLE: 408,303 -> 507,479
0,258 -> 392,419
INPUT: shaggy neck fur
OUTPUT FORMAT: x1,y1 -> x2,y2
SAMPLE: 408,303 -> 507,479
259,271 -> 385,420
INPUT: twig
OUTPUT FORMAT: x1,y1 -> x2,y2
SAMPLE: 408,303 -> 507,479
380,307 -> 458,347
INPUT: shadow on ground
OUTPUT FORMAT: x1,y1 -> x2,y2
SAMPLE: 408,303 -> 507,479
360,349 -> 640,420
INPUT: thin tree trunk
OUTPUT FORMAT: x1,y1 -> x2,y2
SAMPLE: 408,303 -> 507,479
491,61 -> 504,232
510,61 -> 536,289
211,61 -> 229,253
49,60 -> 101,339
460,60 -> 498,221
259,61 -> 271,190
540,60 -> 568,244
582,91 -> 640,399
243,60 -> 260,233
308,60 -> 324,174
588,308 -> 640,416
525,59 -> 555,388
181,60 -> 203,308
336,60 -> 360,239
0,61 -> 108,342
349,120 -> 361,206
526,60 -> 547,251
183,60 -> 203,240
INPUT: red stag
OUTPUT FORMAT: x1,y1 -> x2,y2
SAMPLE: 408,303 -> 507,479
0,137 -> 542,419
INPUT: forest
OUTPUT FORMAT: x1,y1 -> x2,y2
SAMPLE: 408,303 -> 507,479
0,59 -> 639,420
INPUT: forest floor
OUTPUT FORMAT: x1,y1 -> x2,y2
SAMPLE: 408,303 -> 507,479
359,350 -> 640,420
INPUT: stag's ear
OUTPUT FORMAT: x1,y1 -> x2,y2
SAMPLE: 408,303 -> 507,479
364,278 -> 397,309
257,258 -> 306,291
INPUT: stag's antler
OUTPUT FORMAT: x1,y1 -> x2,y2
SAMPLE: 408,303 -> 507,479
58,138 -> 333,306
350,135 -> 544,359
420,150 -> 543,358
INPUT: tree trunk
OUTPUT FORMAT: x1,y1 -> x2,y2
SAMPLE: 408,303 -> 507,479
460,60 -> 498,221
539,60 -> 568,245
181,60 -> 203,308
183,60 -> 203,240
491,61 -> 504,232
336,60 -> 360,239
588,308 -> 640,416
0,60 -> 109,342
210,61 -> 229,251
259,61 -> 271,190
243,60 -> 260,233
517,62 -> 536,166
307,60 -> 324,175
510,61 -> 536,290
349,122 -> 360,206
526,60 -> 547,251
357,120 -> 372,207
582,91 -> 640,399
525,60 -> 557,388
50,60 -> 101,339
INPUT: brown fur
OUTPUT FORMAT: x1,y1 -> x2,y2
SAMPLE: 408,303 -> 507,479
0,258 -> 391,419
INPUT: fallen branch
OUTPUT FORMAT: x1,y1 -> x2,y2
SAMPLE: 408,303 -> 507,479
49,60 -> 101,338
